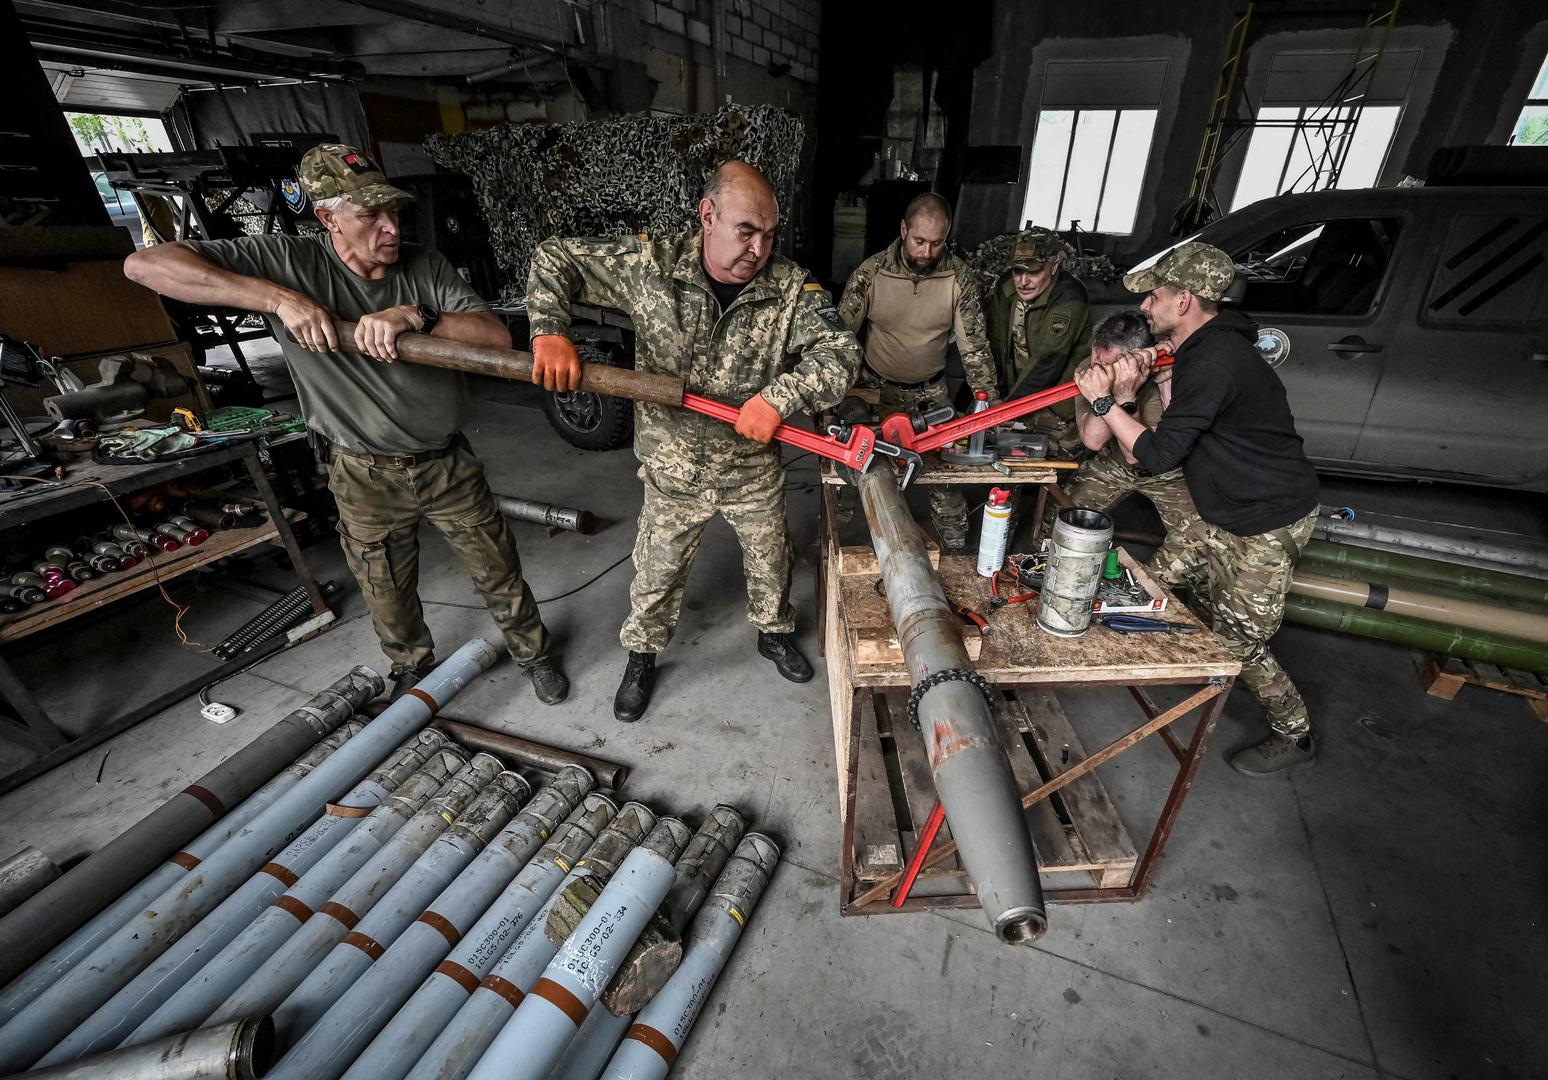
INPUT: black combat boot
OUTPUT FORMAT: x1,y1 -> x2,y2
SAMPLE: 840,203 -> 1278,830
389,661 -> 436,702
613,651 -> 657,723
757,631 -> 813,683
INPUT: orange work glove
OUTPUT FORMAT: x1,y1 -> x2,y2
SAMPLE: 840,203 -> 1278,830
530,335 -> 583,392
734,392 -> 783,444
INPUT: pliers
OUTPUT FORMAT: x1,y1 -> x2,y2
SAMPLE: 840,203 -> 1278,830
1098,614 -> 1199,634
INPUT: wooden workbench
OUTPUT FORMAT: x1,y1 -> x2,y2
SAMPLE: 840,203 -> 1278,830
819,478 -> 1241,912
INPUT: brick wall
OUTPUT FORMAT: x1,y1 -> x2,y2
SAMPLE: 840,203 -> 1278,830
637,0 -> 822,86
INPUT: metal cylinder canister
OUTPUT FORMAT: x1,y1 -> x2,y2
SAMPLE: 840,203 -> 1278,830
1037,507 -> 1114,637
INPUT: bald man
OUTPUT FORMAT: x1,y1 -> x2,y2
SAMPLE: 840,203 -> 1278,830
526,160 -> 861,723
839,193 -> 995,551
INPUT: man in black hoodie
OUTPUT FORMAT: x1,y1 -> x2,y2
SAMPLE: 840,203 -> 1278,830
1074,242 -> 1321,776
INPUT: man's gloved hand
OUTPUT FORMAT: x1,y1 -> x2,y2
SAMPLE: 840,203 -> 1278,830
735,392 -> 783,444
531,335 -> 583,392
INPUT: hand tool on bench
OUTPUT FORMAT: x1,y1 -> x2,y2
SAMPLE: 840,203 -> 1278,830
1098,614 -> 1199,634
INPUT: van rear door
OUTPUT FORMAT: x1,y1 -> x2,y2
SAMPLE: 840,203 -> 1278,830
1353,201 -> 1548,486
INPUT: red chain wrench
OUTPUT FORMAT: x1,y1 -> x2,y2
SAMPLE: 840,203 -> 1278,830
879,350 -> 1175,456
680,391 -> 898,473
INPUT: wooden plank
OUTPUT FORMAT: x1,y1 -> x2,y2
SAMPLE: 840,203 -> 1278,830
838,544 -> 939,577
877,694 -> 961,872
851,703 -> 905,884
824,513 -> 855,809
0,521 -> 285,643
1417,654 -> 1466,700
851,625 -> 982,666
998,698 -> 1079,870
1019,690 -> 1139,877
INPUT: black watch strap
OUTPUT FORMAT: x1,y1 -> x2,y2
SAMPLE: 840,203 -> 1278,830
416,304 -> 441,335
1091,394 -> 1115,416
1119,400 -> 1139,415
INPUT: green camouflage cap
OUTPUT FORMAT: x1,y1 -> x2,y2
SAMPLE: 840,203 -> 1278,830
1123,241 -> 1235,301
1008,227 -> 1066,270
298,144 -> 413,207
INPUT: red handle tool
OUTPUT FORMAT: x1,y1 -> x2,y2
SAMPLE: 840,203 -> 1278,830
680,391 -> 888,472
880,351 -> 1175,456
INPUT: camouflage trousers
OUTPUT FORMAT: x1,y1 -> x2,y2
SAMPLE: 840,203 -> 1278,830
1065,454 -> 1197,568
329,438 -> 550,674
1150,508 -> 1319,738
879,379 -> 966,532
621,465 -> 794,653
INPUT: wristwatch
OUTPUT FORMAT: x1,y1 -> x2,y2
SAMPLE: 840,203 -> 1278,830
415,304 -> 441,335
1119,400 -> 1139,415
1091,395 -> 1115,416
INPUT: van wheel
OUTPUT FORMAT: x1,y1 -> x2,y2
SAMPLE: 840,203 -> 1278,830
541,341 -> 635,452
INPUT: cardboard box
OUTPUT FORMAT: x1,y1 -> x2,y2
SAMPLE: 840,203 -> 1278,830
0,258 -> 177,358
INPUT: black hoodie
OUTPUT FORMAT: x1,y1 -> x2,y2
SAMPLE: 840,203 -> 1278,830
1132,308 -> 1319,536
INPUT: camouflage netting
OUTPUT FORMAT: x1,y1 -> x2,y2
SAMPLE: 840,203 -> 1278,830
426,105 -> 806,303
967,233 -> 1123,292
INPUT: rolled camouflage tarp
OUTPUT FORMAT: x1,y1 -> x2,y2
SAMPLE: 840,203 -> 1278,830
426,104 -> 805,303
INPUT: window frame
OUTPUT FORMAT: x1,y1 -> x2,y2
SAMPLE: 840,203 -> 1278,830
1223,212 -> 1409,320
1228,104 -> 1403,211
1509,53 -> 1548,146
1021,106 -> 1158,235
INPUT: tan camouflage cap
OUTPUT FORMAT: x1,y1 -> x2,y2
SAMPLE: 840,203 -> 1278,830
1123,241 -> 1235,301
298,144 -> 413,207
1008,227 -> 1066,270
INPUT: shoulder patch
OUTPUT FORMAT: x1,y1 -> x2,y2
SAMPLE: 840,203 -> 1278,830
803,282 -> 825,293
1049,314 -> 1070,337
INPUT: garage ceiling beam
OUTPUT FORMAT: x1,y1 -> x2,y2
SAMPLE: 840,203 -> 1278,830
339,0 -> 588,58
24,16 -> 363,80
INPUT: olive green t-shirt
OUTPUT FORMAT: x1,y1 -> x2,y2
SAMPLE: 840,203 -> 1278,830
192,233 -> 489,453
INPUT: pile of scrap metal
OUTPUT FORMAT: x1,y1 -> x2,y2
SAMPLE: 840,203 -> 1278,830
426,104 -> 806,303
0,641 -> 775,1080
1283,509 -> 1548,673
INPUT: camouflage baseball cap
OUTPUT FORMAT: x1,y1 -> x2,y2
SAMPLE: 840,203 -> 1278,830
298,144 -> 413,207
1008,227 -> 1066,270
1123,241 -> 1235,301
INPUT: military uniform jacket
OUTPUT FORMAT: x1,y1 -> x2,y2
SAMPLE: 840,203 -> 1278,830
837,241 -> 997,393
526,230 -> 860,487
985,272 -> 1092,418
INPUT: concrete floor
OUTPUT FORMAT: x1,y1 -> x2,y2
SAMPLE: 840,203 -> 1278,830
1,347 -> 1545,1079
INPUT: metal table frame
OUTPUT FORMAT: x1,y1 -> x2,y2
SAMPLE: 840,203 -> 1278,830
0,441 -> 328,795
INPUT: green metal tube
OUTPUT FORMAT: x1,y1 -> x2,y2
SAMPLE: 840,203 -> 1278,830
1282,594 -> 1548,674
1302,540 -> 1548,608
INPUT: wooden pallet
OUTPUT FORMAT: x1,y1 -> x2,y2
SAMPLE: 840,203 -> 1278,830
1417,653 -> 1548,722
846,686 -> 1139,909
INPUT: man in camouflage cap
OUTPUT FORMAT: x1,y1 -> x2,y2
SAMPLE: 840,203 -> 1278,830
525,160 -> 860,724
124,143 -> 570,706
984,227 -> 1092,452
1074,240 -> 1322,777
838,192 -> 996,552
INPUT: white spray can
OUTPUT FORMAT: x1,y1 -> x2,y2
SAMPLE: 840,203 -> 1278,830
977,487 -> 1013,577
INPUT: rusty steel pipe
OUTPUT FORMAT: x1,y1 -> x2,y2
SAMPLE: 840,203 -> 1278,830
329,320 -> 686,407
431,718 -> 628,790
854,468 -> 1046,943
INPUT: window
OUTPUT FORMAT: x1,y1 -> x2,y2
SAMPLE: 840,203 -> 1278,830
1511,54 -> 1548,145
1425,215 -> 1548,324
1022,108 -> 1159,234
1230,217 -> 1402,315
1230,105 -> 1402,211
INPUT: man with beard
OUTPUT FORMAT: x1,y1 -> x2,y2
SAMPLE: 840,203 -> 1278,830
1074,242 -> 1321,776
526,160 -> 860,723
838,193 -> 996,551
